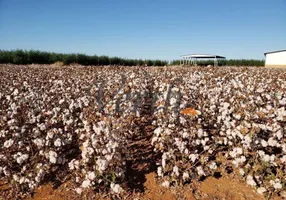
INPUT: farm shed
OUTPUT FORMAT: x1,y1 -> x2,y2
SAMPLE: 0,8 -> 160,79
264,49 -> 286,68
180,54 -> 226,67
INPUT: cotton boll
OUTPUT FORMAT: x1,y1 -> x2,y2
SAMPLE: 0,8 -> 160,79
54,138 -> 62,147
232,159 -> 238,167
246,175 -> 256,187
184,148 -> 189,155
244,135 -> 252,145
110,183 -> 123,193
4,139 -> 14,148
154,127 -> 163,136
182,132 -> 189,138
38,123 -> 46,131
258,150 -> 265,157
280,155 -> 286,163
151,137 -> 158,145
75,187 -> 82,194
163,128 -> 171,137
105,154 -> 113,161
195,139 -> 201,145
229,147 -> 243,158
157,167 -> 163,177
170,97 -> 177,106
239,168 -> 245,176
48,151 -> 57,164
81,179 -> 91,188
234,114 -> 241,120
16,154 -> 29,165
180,117 -> 187,125
223,102 -> 230,108
19,177 -> 26,184
257,187 -> 266,194
173,166 -> 179,177
279,98 -> 286,105
28,182 -> 36,190
204,145 -> 210,151
13,174 -> 20,182
12,88 -> 19,96
183,172 -> 189,181
282,144 -> 286,153
275,130 -> 283,140
261,140 -> 267,147
209,162 -> 217,170
197,129 -> 203,138
268,137 -> 277,147
189,154 -> 198,163
96,158 -> 108,173
66,119 -> 73,126
47,131 -> 54,139
33,138 -> 45,147
3,167 -> 10,176
269,154 -> 275,163
87,171 -> 96,180
161,180 -> 170,188
196,166 -> 205,176
162,153 -> 169,169
239,156 -> 246,164
273,182 -> 282,189
69,159 -> 79,170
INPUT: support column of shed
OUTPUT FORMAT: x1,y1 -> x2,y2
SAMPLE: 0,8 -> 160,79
187,57 -> 191,65
214,56 -> 218,67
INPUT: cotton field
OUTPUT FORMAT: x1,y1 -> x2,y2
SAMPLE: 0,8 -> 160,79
0,64 -> 286,199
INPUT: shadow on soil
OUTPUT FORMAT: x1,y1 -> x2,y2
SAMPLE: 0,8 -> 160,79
125,83 -> 161,193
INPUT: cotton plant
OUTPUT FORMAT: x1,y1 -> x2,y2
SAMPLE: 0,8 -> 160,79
0,66 -> 98,192
67,113 -> 128,194
0,95 -> 87,191
151,72 -> 216,185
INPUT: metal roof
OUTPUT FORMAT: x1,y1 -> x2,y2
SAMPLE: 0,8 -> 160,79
264,49 -> 286,56
180,54 -> 225,59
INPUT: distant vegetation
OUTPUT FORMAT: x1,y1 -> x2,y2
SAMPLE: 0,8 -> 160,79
0,49 -> 168,66
0,49 -> 265,66
170,59 -> 265,66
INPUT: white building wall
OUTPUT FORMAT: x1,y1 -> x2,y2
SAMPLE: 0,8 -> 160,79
265,51 -> 286,66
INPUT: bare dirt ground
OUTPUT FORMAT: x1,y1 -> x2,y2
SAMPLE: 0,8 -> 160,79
1,173 -> 266,200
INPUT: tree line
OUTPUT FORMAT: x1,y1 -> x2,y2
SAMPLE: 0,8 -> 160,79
0,49 -> 168,66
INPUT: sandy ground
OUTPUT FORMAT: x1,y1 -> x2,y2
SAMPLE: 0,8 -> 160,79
1,172 -> 269,200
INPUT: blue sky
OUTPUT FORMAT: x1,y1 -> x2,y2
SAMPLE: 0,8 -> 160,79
0,0 -> 285,60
